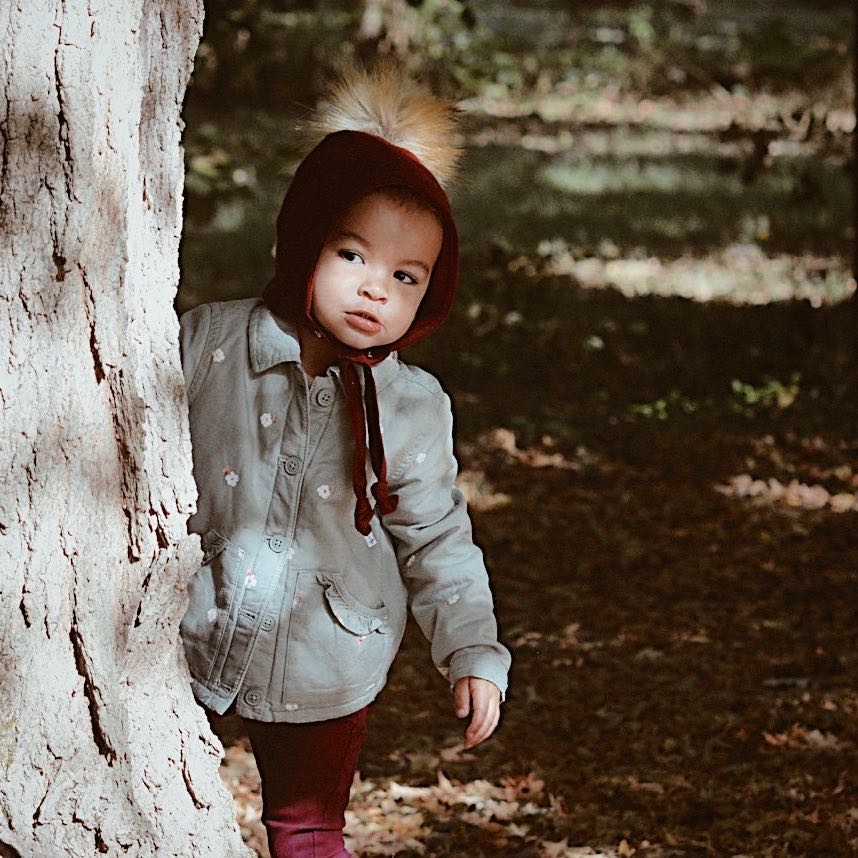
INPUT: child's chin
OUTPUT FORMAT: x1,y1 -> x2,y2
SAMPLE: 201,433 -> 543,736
339,331 -> 398,353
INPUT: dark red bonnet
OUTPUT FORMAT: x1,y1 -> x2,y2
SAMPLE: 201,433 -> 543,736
262,129 -> 459,364
262,129 -> 460,534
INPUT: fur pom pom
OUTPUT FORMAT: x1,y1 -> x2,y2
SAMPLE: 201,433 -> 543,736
297,57 -> 462,190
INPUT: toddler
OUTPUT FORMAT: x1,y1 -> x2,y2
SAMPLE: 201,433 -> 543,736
178,60 -> 511,858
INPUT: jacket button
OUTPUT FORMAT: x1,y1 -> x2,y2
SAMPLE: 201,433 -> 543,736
284,703 -> 299,711
315,388 -> 334,407
283,456 -> 300,476
268,535 -> 286,553
261,615 -> 275,631
243,689 -> 261,707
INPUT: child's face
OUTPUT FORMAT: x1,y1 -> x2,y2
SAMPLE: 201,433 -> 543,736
311,192 -> 444,350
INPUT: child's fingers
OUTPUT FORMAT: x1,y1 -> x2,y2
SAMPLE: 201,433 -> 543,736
453,677 -> 471,718
463,700 -> 498,749
464,708 -> 495,748
463,690 -> 500,749
480,705 -> 501,746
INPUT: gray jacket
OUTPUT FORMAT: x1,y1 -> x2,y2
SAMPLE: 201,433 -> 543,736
178,297 -> 511,722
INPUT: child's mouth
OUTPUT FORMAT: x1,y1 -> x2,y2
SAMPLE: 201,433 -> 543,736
345,310 -> 382,334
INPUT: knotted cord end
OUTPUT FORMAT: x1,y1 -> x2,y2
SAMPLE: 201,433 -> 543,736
371,481 -> 399,516
354,496 -> 375,535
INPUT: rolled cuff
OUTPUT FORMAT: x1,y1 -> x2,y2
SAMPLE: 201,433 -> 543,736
448,646 -> 510,703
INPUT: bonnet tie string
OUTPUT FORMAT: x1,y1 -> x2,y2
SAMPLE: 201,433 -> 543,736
362,365 -> 399,516
339,360 -> 399,535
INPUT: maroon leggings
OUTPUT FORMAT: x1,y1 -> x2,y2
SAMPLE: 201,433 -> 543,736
241,707 -> 369,858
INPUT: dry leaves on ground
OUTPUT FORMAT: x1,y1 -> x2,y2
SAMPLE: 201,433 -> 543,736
217,743 -> 607,858
714,473 -> 858,512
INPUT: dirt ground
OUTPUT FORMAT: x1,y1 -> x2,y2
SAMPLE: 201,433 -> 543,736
206,289 -> 858,858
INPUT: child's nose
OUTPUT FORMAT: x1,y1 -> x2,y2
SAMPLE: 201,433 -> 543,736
359,274 -> 388,302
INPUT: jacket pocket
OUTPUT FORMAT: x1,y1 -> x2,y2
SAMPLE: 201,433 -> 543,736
278,571 -> 391,707
180,528 -> 246,689
322,575 -> 390,636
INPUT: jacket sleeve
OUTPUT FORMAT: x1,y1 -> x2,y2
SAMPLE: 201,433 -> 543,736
177,302 -> 214,402
381,387 -> 511,701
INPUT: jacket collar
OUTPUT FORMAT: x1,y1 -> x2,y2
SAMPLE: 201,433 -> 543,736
248,299 -> 399,389
249,298 -> 302,372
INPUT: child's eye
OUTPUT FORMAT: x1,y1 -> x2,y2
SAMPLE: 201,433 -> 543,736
394,270 -> 418,286
338,250 -> 363,264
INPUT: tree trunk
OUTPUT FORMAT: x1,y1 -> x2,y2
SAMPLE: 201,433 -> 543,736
0,3 -> 250,856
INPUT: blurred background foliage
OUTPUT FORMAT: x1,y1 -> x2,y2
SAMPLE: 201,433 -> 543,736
179,0 -> 854,440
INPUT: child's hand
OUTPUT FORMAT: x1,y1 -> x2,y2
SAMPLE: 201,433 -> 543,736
453,676 -> 501,749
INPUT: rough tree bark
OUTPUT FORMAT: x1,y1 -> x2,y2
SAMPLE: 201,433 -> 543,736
0,2 -> 250,856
